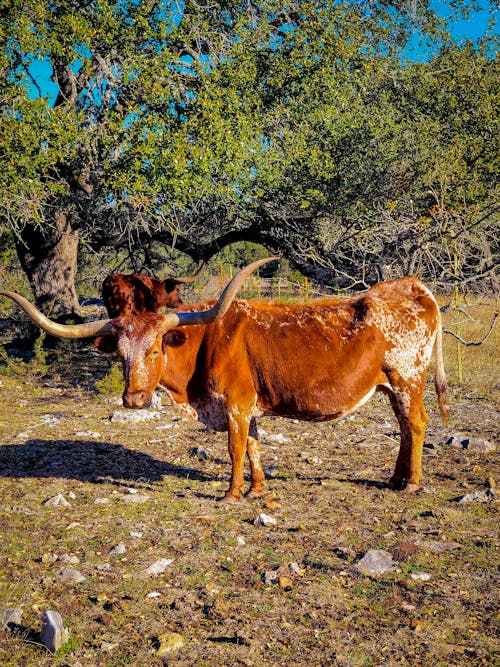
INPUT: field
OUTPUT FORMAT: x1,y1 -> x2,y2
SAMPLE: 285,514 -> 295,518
0,295 -> 498,666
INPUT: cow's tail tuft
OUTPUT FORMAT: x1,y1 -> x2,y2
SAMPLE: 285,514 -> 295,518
434,307 -> 450,424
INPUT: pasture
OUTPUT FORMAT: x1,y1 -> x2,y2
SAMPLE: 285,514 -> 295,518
0,296 -> 498,666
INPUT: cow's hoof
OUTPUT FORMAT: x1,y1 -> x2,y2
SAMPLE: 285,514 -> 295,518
402,482 -> 420,493
389,476 -> 405,490
245,489 -> 264,500
219,493 -> 240,504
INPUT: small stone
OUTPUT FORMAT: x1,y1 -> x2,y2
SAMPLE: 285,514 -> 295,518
96,563 -> 112,571
411,572 -> 432,581
75,430 -> 102,438
40,610 -> 70,653
355,550 -> 398,576
446,433 -> 469,448
289,562 -> 305,576
122,494 -> 150,504
446,433 -> 495,452
41,553 -> 59,564
307,456 -> 323,465
145,558 -> 173,575
457,489 -> 497,503
130,531 -> 143,538
236,536 -> 246,546
44,494 -> 70,507
266,433 -> 289,444
60,554 -> 80,565
254,513 -> 277,527
264,466 -> 281,478
59,567 -> 86,584
109,543 -> 126,556
0,608 -> 23,628
101,641 -> 118,652
66,522 -> 81,530
95,498 -> 109,504
146,591 -> 162,598
414,539 -> 461,553
150,392 -> 162,409
263,570 -> 279,585
155,631 -> 185,656
464,437 -> 495,452
189,446 -> 208,460
110,410 -> 161,423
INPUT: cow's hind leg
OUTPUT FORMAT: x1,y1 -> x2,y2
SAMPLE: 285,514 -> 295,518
245,418 -> 265,498
386,381 -> 429,491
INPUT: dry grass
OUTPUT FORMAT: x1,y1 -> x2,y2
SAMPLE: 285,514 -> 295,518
440,295 -> 499,399
0,288 -> 498,666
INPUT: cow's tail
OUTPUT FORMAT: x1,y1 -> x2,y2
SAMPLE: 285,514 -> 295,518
434,307 -> 450,423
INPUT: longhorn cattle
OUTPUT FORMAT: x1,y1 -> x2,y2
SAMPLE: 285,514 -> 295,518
102,264 -> 203,317
1,258 -> 448,502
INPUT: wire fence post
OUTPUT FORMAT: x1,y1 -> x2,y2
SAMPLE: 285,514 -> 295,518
454,252 -> 463,385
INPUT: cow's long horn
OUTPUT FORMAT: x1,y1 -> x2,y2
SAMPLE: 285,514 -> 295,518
0,291 -> 112,339
172,262 -> 204,284
162,256 -> 278,330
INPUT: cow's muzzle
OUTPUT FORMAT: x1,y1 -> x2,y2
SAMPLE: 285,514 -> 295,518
122,390 -> 151,409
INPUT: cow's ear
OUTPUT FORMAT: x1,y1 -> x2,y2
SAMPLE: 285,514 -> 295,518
94,335 -> 118,354
163,330 -> 186,348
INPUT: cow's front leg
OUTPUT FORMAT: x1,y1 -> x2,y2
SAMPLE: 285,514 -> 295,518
222,404 -> 252,502
245,418 -> 265,498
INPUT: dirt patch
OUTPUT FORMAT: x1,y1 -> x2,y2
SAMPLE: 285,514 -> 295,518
0,363 -> 498,666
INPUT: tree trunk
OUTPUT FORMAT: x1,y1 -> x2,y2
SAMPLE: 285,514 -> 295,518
15,211 -> 83,322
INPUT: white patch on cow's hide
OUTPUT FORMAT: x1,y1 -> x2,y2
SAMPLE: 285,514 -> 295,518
367,301 -> 435,384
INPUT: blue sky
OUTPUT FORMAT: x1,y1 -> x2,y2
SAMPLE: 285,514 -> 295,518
26,1 -> 498,104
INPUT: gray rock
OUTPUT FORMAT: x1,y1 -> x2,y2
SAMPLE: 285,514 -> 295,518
264,466 -> 281,478
189,446 -> 208,460
355,550 -> 398,576
0,607 -> 22,628
446,433 -> 496,452
414,539 -> 461,553
110,409 -> 161,423
109,542 -> 126,556
254,513 -> 277,526
43,494 -> 71,508
457,489 -> 497,503
59,554 -> 80,565
150,392 -> 162,409
145,558 -> 173,575
263,570 -> 279,585
59,567 -> 86,583
465,437 -> 496,452
40,610 -> 70,653
122,493 -> 150,504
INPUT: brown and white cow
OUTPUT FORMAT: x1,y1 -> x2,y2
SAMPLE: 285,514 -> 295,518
1,257 -> 448,501
102,264 -> 203,317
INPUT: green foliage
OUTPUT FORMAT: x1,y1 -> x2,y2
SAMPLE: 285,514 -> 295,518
95,362 -> 124,397
0,1 -> 497,291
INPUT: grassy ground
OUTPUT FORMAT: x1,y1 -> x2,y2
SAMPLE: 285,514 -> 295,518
0,295 -> 498,666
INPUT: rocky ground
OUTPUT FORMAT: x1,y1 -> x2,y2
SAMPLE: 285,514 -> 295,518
0,350 -> 498,666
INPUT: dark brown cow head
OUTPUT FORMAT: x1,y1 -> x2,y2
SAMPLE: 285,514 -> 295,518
102,264 -> 203,317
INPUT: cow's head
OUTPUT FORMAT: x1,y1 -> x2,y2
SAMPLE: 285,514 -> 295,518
102,263 -> 204,316
1,257 -> 277,409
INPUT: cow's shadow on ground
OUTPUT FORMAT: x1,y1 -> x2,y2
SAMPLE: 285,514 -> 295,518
0,439 -> 216,488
